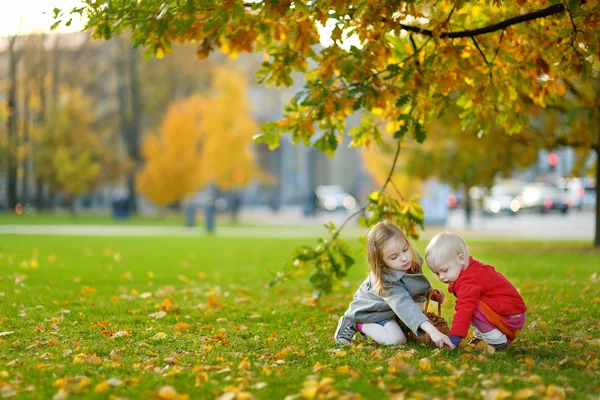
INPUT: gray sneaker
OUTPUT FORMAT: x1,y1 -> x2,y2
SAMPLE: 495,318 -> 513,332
334,316 -> 357,345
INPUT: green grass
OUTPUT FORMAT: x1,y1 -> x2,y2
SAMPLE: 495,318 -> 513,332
0,211 -> 256,228
0,235 -> 598,399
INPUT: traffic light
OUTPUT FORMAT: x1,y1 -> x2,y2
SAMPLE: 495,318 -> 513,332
548,152 -> 558,172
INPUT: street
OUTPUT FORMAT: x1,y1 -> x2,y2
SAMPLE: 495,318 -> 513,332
0,207 -> 595,241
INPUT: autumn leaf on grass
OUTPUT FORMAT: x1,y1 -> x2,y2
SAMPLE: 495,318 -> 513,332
154,385 -> 190,400
80,286 -> 96,295
238,359 -> 251,371
313,362 -> 330,372
545,385 -> 567,399
110,330 -> 130,338
336,365 -> 350,375
153,332 -> 168,340
149,311 -> 167,319
388,359 -> 417,376
514,388 -> 537,399
159,298 -> 180,312
481,389 -> 512,400
392,349 -> 417,359
300,377 -> 339,399
334,349 -> 347,358
73,353 -> 102,364
208,297 -> 222,308
217,385 -> 254,400
175,322 -> 191,331
94,381 -> 110,393
370,349 -> 383,359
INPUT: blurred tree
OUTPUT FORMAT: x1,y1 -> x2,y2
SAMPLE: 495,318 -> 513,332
140,43 -> 215,129
55,0 -> 600,288
362,110 -> 540,227
409,112 -> 539,226
56,1 -> 599,148
0,103 -> 7,173
522,78 -> 600,245
137,65 -> 263,206
33,88 -> 125,213
115,38 -> 143,214
6,36 -> 21,211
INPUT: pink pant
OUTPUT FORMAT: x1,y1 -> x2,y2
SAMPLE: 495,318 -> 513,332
471,307 -> 526,344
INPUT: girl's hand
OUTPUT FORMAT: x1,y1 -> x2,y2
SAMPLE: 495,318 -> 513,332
431,289 -> 445,304
419,321 -> 455,349
429,331 -> 455,349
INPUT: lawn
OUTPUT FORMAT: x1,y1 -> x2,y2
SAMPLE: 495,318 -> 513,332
0,235 -> 598,399
0,211 -> 252,228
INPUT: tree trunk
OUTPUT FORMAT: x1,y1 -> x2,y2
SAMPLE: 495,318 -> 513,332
68,196 -> 76,216
6,37 -> 20,211
116,40 -> 142,214
594,147 -> 600,248
21,89 -> 30,205
464,185 -> 473,228
35,179 -> 44,210
35,35 -> 48,211
44,36 -> 61,212
127,46 -> 142,213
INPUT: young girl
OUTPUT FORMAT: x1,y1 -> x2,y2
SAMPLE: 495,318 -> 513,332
334,220 -> 454,348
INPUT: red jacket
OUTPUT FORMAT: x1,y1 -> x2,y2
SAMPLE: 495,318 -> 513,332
448,257 -> 527,337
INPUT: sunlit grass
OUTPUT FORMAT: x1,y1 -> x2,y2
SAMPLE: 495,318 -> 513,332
0,235 -> 598,399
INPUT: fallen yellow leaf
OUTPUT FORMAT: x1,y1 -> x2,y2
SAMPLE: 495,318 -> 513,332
94,381 -> 109,393
156,385 -> 190,400
514,388 -> 536,399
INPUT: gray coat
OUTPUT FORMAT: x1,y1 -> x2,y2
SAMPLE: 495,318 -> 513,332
343,269 -> 433,335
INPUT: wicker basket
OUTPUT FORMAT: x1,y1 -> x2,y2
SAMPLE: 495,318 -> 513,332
407,291 -> 450,345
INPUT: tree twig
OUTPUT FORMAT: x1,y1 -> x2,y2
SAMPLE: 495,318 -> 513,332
567,9 -> 586,75
393,3 -> 567,39
332,138 -> 402,241
490,28 -> 505,65
471,36 -> 490,65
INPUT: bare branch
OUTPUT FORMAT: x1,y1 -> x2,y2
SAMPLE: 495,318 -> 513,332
471,37 -> 490,65
395,3 -> 566,39
409,35 -> 423,75
332,138 -> 402,240
390,179 -> 406,201
563,78 -> 591,105
490,29 -> 505,65
567,9 -> 586,75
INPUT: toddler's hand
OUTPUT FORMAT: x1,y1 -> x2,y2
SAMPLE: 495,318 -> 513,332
431,289 -> 445,304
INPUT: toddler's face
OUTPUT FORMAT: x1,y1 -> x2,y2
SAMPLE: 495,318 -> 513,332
381,236 -> 413,272
428,254 -> 467,285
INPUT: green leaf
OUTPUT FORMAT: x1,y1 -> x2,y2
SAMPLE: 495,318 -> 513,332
393,124 -> 409,139
566,0 -> 580,11
395,94 -> 411,108
413,121 -> 426,143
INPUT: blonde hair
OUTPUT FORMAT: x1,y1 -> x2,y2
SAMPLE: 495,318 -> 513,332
366,220 -> 422,296
425,232 -> 469,269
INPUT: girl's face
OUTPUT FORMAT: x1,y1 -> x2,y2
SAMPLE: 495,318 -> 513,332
381,236 -> 413,272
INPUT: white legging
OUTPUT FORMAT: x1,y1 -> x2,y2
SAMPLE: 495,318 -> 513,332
361,319 -> 407,345
472,324 -> 507,345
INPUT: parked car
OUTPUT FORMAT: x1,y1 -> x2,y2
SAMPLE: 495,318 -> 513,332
520,183 -> 569,214
558,178 -> 586,210
581,186 -> 597,209
558,177 -> 597,210
482,186 -> 521,216
315,185 -> 356,212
